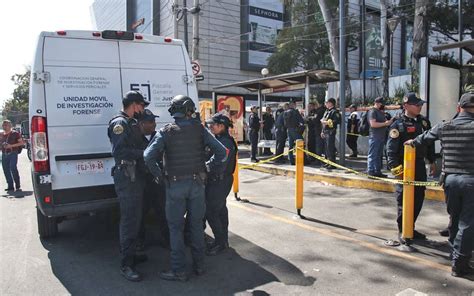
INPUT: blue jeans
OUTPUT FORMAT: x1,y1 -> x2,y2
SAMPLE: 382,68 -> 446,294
2,151 -> 20,189
287,128 -> 303,164
367,136 -> 384,174
444,174 -> 474,261
166,177 -> 206,272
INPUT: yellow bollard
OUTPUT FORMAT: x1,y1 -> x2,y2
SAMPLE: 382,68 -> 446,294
295,139 -> 304,217
402,145 -> 416,240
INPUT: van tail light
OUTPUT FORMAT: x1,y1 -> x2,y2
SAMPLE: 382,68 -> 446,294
57,31 -> 67,36
135,34 -> 143,40
31,116 -> 50,172
164,37 -> 172,43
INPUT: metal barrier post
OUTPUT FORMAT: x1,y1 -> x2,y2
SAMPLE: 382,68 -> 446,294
402,145 -> 415,241
295,140 -> 304,218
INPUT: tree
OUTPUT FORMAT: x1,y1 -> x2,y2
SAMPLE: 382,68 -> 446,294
2,68 -> 30,125
380,0 -> 389,98
268,1 -> 332,74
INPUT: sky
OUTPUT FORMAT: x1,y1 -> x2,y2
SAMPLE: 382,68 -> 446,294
0,0 -> 95,108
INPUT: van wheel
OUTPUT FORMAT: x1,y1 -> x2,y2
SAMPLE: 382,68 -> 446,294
37,208 -> 58,238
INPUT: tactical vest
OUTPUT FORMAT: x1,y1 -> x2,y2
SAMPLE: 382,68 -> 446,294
284,109 -> 298,128
163,121 -> 206,177
440,121 -> 474,174
222,134 -> 238,176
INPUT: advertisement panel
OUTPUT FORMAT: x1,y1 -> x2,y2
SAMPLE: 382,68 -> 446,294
241,0 -> 284,70
365,12 -> 383,70
217,95 -> 244,142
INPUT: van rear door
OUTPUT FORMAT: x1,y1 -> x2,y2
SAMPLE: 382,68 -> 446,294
118,41 -> 196,127
43,37 -> 120,195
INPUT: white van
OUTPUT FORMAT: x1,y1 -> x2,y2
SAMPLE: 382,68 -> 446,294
29,30 -> 198,238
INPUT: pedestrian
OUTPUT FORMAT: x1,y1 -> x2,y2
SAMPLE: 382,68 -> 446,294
283,100 -> 304,165
248,105 -> 261,162
274,103 -> 289,164
137,109 -> 169,251
262,106 -> 274,156
204,113 -> 238,256
320,98 -> 340,168
405,91 -> 474,278
107,91 -> 149,282
386,93 -> 435,246
346,104 -> 359,157
367,97 -> 394,177
1,120 -> 24,192
306,102 -> 317,162
144,95 -> 227,282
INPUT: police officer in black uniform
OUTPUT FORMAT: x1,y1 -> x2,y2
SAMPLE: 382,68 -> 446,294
108,91 -> 149,282
248,105 -> 261,162
274,103 -> 289,163
320,98 -> 340,168
283,100 -> 304,165
144,95 -> 227,282
346,104 -> 359,157
386,93 -> 436,245
262,107 -> 275,156
406,92 -> 474,278
137,109 -> 169,251
204,113 -> 238,256
306,102 -> 317,162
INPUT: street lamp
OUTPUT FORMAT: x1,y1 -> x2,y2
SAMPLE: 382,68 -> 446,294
387,16 -> 401,75
261,68 -> 269,77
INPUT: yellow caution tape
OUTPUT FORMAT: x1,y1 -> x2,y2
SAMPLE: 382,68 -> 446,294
239,148 -> 295,170
346,132 -> 367,137
298,147 -> 440,187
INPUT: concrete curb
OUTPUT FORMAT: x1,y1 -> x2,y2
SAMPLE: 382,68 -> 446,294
238,161 -> 445,202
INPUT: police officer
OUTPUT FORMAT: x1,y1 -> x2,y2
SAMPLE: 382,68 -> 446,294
305,103 -> 317,162
405,92 -> 474,278
313,101 -> 327,166
262,106 -> 275,156
320,98 -> 340,168
346,104 -> 359,157
137,109 -> 169,251
204,113 -> 238,256
144,95 -> 226,282
274,103 -> 289,164
283,100 -> 304,165
108,91 -> 149,282
386,92 -> 435,245
248,105 -> 261,162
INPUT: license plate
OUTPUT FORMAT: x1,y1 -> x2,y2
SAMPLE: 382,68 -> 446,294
76,160 -> 105,174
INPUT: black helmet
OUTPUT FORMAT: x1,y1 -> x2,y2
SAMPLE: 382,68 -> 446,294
168,95 -> 195,117
123,91 -> 149,106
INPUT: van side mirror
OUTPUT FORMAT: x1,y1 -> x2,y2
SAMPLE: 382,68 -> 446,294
21,120 -> 29,138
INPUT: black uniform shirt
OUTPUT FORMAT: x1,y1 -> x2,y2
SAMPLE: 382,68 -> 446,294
213,132 -> 238,177
249,113 -> 260,131
386,114 -> 435,169
322,107 -> 341,132
108,111 -> 145,163
262,112 -> 275,132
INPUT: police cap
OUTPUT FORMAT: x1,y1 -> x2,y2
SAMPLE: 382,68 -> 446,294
206,113 -> 233,128
327,98 -> 336,105
403,92 -> 425,106
374,96 -> 385,104
123,91 -> 149,106
141,109 -> 159,122
459,92 -> 474,108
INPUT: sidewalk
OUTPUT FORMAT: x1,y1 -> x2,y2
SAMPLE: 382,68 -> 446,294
237,145 -> 445,202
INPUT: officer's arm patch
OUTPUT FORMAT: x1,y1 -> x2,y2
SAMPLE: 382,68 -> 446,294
422,120 -> 428,128
389,129 -> 400,139
113,124 -> 124,135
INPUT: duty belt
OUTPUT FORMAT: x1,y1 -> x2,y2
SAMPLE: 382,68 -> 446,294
167,172 -> 206,182
209,174 -> 225,182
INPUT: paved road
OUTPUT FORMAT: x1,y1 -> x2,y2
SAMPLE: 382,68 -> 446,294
1,153 -> 473,295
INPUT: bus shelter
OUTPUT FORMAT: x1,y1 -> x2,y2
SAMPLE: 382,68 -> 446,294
212,69 -> 341,159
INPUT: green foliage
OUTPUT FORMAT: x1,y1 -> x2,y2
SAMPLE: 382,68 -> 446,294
2,68 -> 30,125
268,2 -> 332,74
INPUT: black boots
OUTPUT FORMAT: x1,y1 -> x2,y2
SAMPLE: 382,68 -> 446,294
452,259 -> 474,278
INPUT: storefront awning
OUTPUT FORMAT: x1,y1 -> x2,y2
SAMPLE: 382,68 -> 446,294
433,39 -> 474,55
213,69 -> 340,93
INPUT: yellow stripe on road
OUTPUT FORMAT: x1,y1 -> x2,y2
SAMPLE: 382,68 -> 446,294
230,202 -> 451,273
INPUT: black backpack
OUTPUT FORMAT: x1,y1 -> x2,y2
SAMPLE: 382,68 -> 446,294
358,110 -> 370,136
